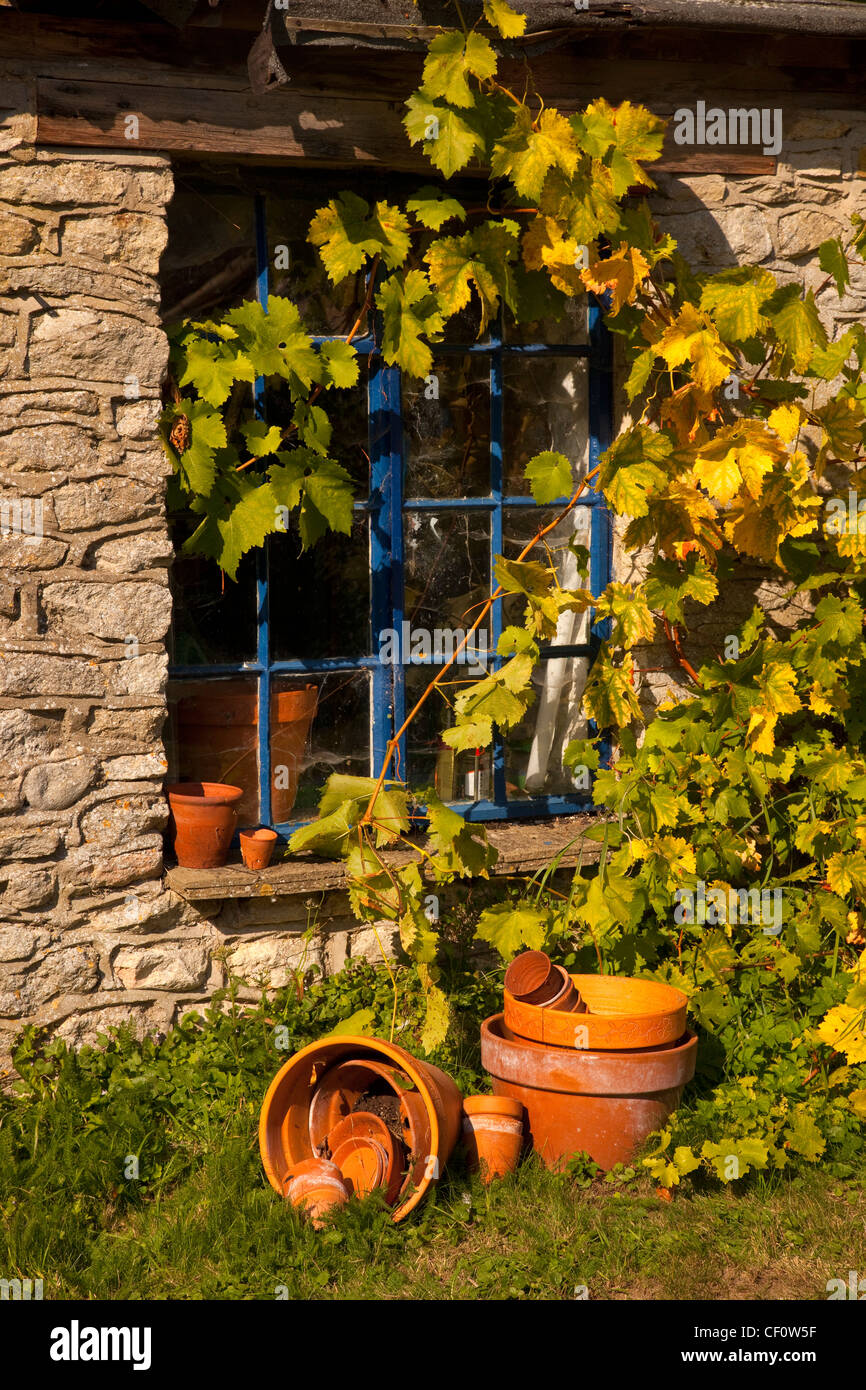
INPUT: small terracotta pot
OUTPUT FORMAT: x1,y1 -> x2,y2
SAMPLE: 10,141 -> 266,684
166,781 -> 244,869
331,1135 -> 389,1197
462,1094 -> 524,1183
545,965 -> 583,1014
504,950 -> 562,1006
286,1157 -> 349,1228
326,1111 -> 405,1204
239,826 -> 278,870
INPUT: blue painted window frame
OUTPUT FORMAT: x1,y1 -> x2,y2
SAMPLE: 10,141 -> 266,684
169,194 -> 613,832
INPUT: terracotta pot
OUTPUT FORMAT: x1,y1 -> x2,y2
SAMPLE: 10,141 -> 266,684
166,781 -> 244,869
309,1058 -> 428,1160
504,973 -> 687,1050
259,1036 -> 463,1223
175,680 -> 317,824
239,826 -> 278,870
286,1157 -> 349,1228
481,1013 -> 697,1171
504,950 -> 562,1005
326,1110 -> 405,1203
462,1094 -> 524,1184
544,965 -> 583,1013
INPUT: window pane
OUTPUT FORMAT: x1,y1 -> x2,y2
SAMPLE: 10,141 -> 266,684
503,655 -> 592,798
503,355 -> 589,496
161,181 -> 256,323
265,188 -> 372,338
266,375 -> 370,493
501,505 -> 593,640
402,665 -> 493,800
270,518 -> 370,661
403,509 -> 491,652
273,670 -> 371,824
403,354 -> 490,499
169,516 -> 257,665
165,676 -> 261,826
504,292 -> 588,346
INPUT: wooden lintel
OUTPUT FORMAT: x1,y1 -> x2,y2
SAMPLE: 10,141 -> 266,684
35,77 -> 777,177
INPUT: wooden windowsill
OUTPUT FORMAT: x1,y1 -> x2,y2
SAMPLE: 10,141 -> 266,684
165,815 -> 605,902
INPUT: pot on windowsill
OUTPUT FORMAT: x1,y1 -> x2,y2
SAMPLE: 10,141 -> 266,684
174,680 -> 318,825
239,826 -> 278,870
166,780 -> 244,869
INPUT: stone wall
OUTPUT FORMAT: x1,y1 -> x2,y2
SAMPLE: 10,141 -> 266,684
1,70 -> 865,1071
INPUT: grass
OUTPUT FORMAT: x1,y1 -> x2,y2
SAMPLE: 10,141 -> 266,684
1,959 -> 864,1301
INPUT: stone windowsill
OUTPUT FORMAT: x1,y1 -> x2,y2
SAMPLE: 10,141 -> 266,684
165,815 -> 605,901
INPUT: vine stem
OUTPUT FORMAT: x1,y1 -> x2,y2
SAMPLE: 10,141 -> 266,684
359,465 -> 601,826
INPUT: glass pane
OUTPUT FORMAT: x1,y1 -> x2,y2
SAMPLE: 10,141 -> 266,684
403,354 -> 490,498
402,665 -> 494,801
505,291 -> 589,346
165,675 -> 261,826
270,518 -> 370,661
161,182 -> 256,323
273,670 -> 371,825
503,655 -> 592,799
500,505 -> 593,638
265,188 -> 372,338
265,375 -> 370,492
503,356 -> 589,496
169,515 -> 257,665
403,510 -> 491,653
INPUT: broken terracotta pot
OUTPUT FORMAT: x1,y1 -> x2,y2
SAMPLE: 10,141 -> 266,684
259,1036 -> 462,1222
480,1014 -> 697,1171
462,1094 -> 524,1183
326,1110 -> 404,1204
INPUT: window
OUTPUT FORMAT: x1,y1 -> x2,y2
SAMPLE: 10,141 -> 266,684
164,173 -> 612,832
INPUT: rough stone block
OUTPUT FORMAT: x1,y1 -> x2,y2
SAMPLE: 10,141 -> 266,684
112,942 -> 210,992
23,756 -> 97,811
41,581 -> 171,644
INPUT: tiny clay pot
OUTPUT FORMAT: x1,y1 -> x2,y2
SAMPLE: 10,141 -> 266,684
504,950 -> 563,1006
239,826 -> 278,870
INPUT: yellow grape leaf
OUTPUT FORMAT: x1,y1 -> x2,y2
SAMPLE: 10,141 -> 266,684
521,216 -> 585,296
657,303 -> 736,394
849,1088 -> 866,1119
768,403 -> 804,444
581,242 -> 650,314
816,1004 -> 866,1063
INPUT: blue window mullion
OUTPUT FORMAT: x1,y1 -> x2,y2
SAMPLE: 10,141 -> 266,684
254,193 -> 272,826
489,328 -> 507,806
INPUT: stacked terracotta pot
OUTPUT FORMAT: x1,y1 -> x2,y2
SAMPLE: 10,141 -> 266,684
481,952 -> 697,1172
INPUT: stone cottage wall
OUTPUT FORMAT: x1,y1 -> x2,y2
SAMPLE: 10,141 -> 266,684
2,74 -> 866,1070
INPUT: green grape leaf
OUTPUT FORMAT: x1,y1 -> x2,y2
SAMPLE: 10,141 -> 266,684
308,192 -> 411,282
491,107 -> 579,202
241,419 -> 284,458
224,297 -> 321,386
475,902 -> 549,960
700,265 -> 775,342
168,399 -> 227,496
404,94 -> 485,179
288,800 -> 360,857
426,221 -> 519,334
406,186 -> 467,230
179,338 -> 255,408
765,284 -> 827,372
377,269 -> 445,378
818,237 -> 850,298
524,450 -> 573,504
422,30 -> 497,108
318,339 -> 360,389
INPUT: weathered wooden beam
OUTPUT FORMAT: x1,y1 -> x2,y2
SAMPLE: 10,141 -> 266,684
34,76 -> 776,175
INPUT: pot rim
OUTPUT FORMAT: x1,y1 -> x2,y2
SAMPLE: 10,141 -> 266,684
166,781 -> 244,805
240,826 -> 279,842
